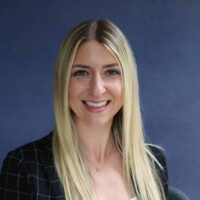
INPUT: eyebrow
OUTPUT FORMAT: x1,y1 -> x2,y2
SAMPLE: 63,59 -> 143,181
72,63 -> 120,69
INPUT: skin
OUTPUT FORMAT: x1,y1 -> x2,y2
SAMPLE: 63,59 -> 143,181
69,40 -> 134,200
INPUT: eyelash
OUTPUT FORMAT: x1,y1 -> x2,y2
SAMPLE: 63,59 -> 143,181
72,69 -> 121,78
73,70 -> 89,77
104,69 -> 121,76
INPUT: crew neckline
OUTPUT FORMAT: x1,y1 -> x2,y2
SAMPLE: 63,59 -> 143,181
130,196 -> 137,200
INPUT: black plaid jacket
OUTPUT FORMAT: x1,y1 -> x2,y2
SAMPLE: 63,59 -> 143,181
0,132 -> 168,200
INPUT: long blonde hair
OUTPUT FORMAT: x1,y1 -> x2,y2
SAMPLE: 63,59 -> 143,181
53,19 -> 166,200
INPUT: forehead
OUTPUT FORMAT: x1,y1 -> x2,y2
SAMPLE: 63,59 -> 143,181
73,40 -> 119,67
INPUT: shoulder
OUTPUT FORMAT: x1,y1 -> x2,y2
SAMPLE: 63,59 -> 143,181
4,132 -> 53,165
147,144 -> 169,199
1,132 -> 54,179
148,144 -> 167,169
0,132 -> 63,200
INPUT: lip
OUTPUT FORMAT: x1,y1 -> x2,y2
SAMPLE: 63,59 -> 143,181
82,100 -> 110,112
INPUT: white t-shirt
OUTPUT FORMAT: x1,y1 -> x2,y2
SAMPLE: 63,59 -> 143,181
130,197 -> 138,200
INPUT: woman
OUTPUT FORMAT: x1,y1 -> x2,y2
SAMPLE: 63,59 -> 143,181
0,19 -> 168,200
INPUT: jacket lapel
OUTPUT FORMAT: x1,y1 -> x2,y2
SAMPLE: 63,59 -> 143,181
40,133 -> 65,200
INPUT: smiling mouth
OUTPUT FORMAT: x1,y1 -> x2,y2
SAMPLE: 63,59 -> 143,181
83,101 -> 110,108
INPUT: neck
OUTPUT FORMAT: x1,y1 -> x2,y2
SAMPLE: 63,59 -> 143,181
75,120 -> 115,165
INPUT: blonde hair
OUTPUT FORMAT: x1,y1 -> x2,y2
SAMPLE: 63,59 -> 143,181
53,19 -> 166,200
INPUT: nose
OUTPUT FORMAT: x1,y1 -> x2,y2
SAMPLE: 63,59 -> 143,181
89,74 -> 106,98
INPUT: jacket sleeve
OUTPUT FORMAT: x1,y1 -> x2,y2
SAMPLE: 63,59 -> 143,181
0,150 -> 33,200
149,145 -> 169,199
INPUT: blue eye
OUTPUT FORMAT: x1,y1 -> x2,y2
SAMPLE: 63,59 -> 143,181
105,69 -> 121,77
73,70 -> 89,77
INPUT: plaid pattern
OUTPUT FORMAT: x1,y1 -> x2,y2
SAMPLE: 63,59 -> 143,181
0,132 -> 168,200
0,133 -> 64,200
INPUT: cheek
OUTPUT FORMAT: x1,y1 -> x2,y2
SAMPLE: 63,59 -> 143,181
114,81 -> 123,95
69,79 -> 86,100
117,84 -> 123,105
68,80 -> 77,103
109,82 -> 123,101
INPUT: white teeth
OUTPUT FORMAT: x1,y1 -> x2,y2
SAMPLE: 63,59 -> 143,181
84,101 -> 108,108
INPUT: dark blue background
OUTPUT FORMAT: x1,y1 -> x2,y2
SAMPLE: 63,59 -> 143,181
0,1 -> 199,199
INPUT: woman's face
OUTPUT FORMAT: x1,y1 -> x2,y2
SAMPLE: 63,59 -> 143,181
69,40 -> 123,127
